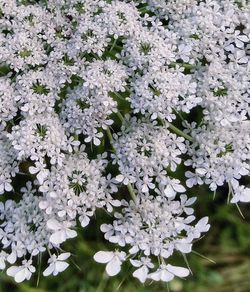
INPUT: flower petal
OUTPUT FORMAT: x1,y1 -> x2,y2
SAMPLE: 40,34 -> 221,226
14,269 -> 27,283
58,253 -> 71,261
133,266 -> 148,283
55,261 -> 69,273
49,231 -> 65,245
105,257 -> 122,276
47,219 -> 61,231
166,264 -> 190,278
94,251 -> 114,263
7,266 -> 21,277
43,264 -> 54,277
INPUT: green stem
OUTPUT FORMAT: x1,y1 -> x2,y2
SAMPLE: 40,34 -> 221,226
109,38 -> 117,52
165,121 -> 193,142
106,127 -> 113,142
192,250 -> 216,264
124,85 -> 131,93
115,92 -> 127,100
127,182 -> 137,201
116,111 -> 125,123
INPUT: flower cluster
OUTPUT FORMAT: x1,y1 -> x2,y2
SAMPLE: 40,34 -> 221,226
0,0 -> 249,285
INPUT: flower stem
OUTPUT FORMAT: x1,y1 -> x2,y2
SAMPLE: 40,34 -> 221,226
127,183 -> 137,201
106,127 -> 113,142
116,111 -> 125,123
166,121 -> 193,142
109,38 -> 117,52
159,117 -> 192,141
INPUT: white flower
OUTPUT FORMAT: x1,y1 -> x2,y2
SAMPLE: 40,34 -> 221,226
231,186 -> 250,203
43,253 -> 70,276
94,251 -> 126,276
0,0 -> 249,285
164,180 -> 186,197
29,161 -> 49,184
148,264 -> 189,282
178,44 -> 192,63
47,219 -> 77,245
0,251 -> 7,270
130,257 -> 154,283
233,31 -> 249,49
7,260 -> 35,283
0,179 -> 12,194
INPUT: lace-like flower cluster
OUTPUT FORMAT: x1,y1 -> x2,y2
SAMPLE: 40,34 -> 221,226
96,193 -> 209,282
112,117 -> 186,192
0,0 -> 249,285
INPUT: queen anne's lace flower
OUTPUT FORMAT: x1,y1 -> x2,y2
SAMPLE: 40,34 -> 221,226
7,260 -> 35,283
112,117 -> 186,191
148,264 -> 190,282
43,253 -> 71,277
94,251 -> 126,276
0,0 -> 249,285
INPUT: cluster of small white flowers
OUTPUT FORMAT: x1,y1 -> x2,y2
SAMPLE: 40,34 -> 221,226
60,60 -> 127,144
0,78 -> 18,122
0,0 -> 249,285
112,117 -> 186,193
0,126 -> 19,194
97,193 -> 209,282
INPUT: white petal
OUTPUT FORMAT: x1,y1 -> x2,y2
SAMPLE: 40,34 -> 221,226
7,252 -> 17,264
39,201 -> 48,209
0,184 -> 4,194
161,270 -> 174,282
5,182 -> 12,192
111,200 -> 121,207
196,217 -> 210,232
29,166 -> 38,174
173,184 -> 186,193
49,231 -> 65,245
129,245 -> 139,254
115,175 -> 124,183
195,168 -> 207,176
164,185 -> 176,197
43,264 -> 54,276
0,259 -> 6,270
176,242 -> 192,253
186,197 -> 196,206
238,35 -> 248,42
7,266 -> 21,277
148,270 -> 161,281
55,261 -> 69,273
65,229 -> 77,239
93,137 -> 101,146
240,188 -> 250,202
106,257 -> 121,276
130,259 -> 142,268
37,170 -> 49,184
166,264 -> 190,278
151,112 -> 158,120
47,219 -> 61,231
14,269 -> 27,283
133,266 -> 148,283
58,210 -> 66,217
80,216 -> 90,227
57,253 -> 71,261
94,251 -> 114,263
